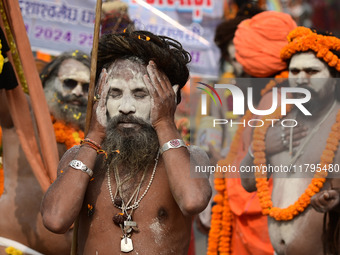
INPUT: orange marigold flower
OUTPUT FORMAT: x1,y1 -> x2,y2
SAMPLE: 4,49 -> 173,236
329,55 -> 338,67
213,194 -> 224,204
211,205 -> 223,213
324,51 -> 334,62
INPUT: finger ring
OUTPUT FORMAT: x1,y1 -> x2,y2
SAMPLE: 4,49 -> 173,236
94,94 -> 101,102
281,132 -> 285,139
280,132 -> 287,148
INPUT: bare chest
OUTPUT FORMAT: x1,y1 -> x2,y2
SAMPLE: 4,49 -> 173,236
76,165 -> 192,255
265,106 -> 340,254
269,108 -> 340,178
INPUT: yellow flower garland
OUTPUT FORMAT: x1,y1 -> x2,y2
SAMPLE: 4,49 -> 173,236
253,107 -> 340,221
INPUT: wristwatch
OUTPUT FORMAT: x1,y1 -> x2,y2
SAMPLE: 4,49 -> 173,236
69,160 -> 93,177
159,139 -> 187,154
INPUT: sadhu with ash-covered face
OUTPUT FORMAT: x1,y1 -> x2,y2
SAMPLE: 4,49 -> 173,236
41,30 -> 212,255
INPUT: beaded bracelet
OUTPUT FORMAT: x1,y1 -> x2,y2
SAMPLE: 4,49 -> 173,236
81,138 -> 102,150
80,139 -> 108,159
96,149 -> 108,159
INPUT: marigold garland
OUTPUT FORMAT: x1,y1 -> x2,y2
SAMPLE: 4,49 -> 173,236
281,27 -> 340,72
207,109 -> 252,255
253,107 -> 340,221
207,72 -> 288,255
51,115 -> 84,150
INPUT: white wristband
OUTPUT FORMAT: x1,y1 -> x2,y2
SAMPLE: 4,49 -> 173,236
69,160 -> 93,177
159,139 -> 187,154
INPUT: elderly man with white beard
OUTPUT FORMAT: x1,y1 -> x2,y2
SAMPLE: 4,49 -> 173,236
240,27 -> 340,255
41,30 -> 212,255
0,50 -> 90,254
41,51 -> 91,132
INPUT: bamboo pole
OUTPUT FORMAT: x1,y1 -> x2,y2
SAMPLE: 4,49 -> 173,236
85,0 -> 103,135
71,1 -> 102,254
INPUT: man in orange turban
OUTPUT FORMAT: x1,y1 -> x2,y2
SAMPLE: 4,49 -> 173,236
208,10 -> 298,255
241,27 -> 340,255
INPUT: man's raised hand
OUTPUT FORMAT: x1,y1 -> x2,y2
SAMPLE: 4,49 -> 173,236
143,60 -> 179,129
88,68 -> 108,143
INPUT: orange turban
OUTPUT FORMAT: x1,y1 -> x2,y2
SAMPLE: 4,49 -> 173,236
234,11 -> 297,77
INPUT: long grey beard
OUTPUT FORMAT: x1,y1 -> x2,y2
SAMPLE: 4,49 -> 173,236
102,115 -> 160,176
44,84 -> 87,130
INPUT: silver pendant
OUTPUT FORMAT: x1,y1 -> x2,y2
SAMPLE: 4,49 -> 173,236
121,236 -> 133,253
124,221 -> 137,227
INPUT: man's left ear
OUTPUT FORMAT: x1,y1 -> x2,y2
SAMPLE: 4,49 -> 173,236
173,84 -> 179,104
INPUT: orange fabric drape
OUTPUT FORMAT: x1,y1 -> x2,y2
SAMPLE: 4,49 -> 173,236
5,87 -> 52,191
1,0 -> 59,191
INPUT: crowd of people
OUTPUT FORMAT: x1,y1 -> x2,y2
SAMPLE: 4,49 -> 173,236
0,0 -> 340,255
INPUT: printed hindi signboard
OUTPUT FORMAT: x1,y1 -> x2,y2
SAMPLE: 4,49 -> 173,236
21,0 -> 223,78
20,0 -> 97,55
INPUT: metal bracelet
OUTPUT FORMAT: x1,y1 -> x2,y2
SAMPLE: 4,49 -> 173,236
159,139 -> 187,154
69,160 -> 93,177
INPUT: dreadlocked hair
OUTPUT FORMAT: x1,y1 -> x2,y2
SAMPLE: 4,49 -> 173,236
96,30 -> 191,104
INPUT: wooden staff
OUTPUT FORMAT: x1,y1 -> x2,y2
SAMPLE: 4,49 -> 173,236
85,0 -> 103,135
71,1 -> 102,254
